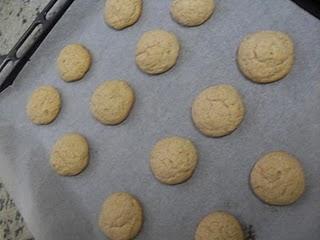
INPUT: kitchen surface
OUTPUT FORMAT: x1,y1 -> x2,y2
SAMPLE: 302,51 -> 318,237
0,0 -> 49,239
0,180 -> 33,240
0,0 -> 50,56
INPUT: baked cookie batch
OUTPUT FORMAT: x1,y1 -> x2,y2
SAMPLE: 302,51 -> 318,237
25,0 -> 305,239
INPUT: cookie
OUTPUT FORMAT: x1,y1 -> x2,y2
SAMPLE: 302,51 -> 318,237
135,30 -> 180,74
195,211 -> 244,240
26,85 -> 61,125
237,31 -> 294,83
50,133 -> 89,176
250,151 -> 305,205
150,136 -> 198,185
57,43 -> 92,82
99,192 -> 143,240
192,84 -> 245,137
170,0 -> 215,27
104,0 -> 142,30
90,80 -> 135,125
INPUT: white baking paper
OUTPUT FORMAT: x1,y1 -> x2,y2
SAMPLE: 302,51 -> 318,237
0,0 -> 320,239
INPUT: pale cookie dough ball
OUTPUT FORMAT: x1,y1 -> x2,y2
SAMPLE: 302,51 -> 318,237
26,85 -> 61,125
57,44 -> 92,82
192,84 -> 245,137
237,31 -> 294,83
104,0 -> 142,30
99,192 -> 143,240
195,211 -> 244,240
170,0 -> 215,27
90,80 -> 135,125
50,133 -> 89,176
250,151 -> 305,205
135,30 -> 180,74
150,136 -> 198,185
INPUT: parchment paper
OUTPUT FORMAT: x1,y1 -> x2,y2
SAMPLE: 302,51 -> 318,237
0,0 -> 320,239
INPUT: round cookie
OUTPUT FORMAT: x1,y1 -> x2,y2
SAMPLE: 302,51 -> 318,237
195,211 -> 244,240
192,84 -> 245,137
104,0 -> 142,30
57,43 -> 92,82
90,80 -> 135,125
150,136 -> 198,185
99,192 -> 143,240
237,31 -> 294,83
50,133 -> 89,176
250,151 -> 305,205
26,85 -> 61,125
170,0 -> 215,27
135,30 -> 180,74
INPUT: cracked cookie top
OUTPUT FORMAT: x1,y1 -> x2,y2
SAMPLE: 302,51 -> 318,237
57,44 -> 92,82
50,133 -> 89,176
90,80 -> 135,125
170,0 -> 215,27
237,31 -> 294,83
150,136 -> 198,185
195,211 -> 244,240
250,151 -> 305,205
104,0 -> 142,30
99,192 -> 143,240
26,85 -> 61,125
192,84 -> 245,137
135,29 -> 180,74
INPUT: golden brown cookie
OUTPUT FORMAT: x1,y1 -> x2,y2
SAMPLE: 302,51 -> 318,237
90,80 -> 135,125
195,211 -> 244,240
135,29 -> 180,74
150,136 -> 198,185
237,31 -> 294,83
57,43 -> 92,82
26,85 -> 61,125
192,84 -> 245,137
50,133 -> 89,176
99,192 -> 143,240
250,151 -> 305,205
104,0 -> 142,30
170,0 -> 215,27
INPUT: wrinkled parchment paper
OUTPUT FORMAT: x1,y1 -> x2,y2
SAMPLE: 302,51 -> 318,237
0,0 -> 320,239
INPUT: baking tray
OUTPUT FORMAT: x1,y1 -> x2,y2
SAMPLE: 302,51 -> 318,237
0,0 -> 319,93
0,0 -> 320,239
0,0 -> 74,92
291,0 -> 320,19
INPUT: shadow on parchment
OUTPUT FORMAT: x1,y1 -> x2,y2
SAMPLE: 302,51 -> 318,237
0,123 -> 95,240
